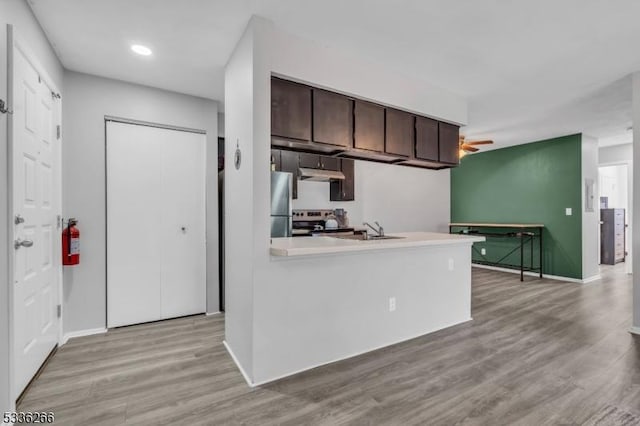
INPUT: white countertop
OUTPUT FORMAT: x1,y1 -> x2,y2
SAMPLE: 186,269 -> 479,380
270,232 -> 485,257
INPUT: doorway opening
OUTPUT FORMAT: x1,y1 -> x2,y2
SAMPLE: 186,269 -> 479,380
598,164 -> 630,273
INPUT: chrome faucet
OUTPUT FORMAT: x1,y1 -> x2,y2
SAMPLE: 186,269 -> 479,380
363,221 -> 384,237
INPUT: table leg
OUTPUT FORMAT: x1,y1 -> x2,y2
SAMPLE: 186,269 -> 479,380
520,231 -> 524,282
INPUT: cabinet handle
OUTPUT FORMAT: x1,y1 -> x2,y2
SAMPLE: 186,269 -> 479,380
318,161 -> 321,168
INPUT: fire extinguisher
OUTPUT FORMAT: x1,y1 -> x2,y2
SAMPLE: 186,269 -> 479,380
62,218 -> 80,266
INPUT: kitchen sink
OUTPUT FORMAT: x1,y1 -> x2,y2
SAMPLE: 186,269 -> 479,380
366,235 -> 405,240
331,234 -> 405,241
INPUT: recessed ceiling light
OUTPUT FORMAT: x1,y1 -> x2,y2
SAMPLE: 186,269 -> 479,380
131,44 -> 152,56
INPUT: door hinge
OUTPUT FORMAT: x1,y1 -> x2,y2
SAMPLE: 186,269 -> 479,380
57,304 -> 61,318
57,215 -> 62,229
56,125 -> 61,140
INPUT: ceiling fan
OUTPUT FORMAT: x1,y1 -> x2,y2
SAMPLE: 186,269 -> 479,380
459,136 -> 494,158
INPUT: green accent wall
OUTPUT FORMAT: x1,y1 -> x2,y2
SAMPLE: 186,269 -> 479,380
451,134 -> 583,279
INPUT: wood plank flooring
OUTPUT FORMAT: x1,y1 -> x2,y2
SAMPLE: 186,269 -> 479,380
18,266 -> 640,425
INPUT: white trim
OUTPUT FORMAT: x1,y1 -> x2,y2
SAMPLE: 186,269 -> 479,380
581,274 -> 603,284
223,341 -> 254,387
472,264 -> 601,284
61,328 -> 107,346
244,318 -> 473,388
630,326 -> 640,336
206,311 -> 222,316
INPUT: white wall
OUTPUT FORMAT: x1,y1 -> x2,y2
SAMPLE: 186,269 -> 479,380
223,23 -> 257,379
581,135 -> 600,281
0,0 -> 64,413
62,71 -> 219,335
294,161 -> 450,232
599,165 -> 628,210
599,143 -> 632,165
224,16 -> 466,383
633,72 -> 640,333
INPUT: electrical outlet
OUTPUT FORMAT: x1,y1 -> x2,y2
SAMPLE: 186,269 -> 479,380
389,297 -> 396,312
481,248 -> 486,256
565,207 -> 572,216
448,258 -> 454,271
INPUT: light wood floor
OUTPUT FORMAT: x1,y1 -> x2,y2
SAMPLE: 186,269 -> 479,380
18,266 -> 640,425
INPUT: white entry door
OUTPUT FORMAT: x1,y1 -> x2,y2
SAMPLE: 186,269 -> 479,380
11,38 -> 61,396
106,121 -> 206,328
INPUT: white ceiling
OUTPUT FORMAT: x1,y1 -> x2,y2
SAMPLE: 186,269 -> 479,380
29,0 -> 640,148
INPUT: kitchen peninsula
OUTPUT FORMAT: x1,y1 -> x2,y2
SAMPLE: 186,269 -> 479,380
224,18 -> 472,387
254,232 -> 484,384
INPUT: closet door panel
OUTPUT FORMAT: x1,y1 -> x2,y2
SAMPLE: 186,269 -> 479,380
159,130 -> 207,319
107,122 -> 163,327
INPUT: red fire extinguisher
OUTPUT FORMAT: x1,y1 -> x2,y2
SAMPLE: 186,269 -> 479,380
62,218 -> 80,266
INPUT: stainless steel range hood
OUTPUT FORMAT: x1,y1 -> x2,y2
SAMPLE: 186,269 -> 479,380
298,167 -> 345,182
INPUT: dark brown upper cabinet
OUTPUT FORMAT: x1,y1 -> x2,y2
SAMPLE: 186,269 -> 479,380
415,116 -> 439,162
438,122 -> 460,165
271,78 -> 311,141
299,153 -> 321,169
320,156 -> 340,171
299,153 -> 340,171
385,109 -> 414,157
313,89 -> 352,148
354,100 -> 385,152
330,159 -> 355,201
279,150 -> 299,199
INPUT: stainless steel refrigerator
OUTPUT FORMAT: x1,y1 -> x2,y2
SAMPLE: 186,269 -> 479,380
271,171 -> 293,237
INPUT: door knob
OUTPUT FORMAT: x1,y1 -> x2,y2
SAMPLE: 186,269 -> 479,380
14,239 -> 34,249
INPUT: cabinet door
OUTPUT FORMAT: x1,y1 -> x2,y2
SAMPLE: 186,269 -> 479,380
271,149 -> 282,171
320,156 -> 340,171
330,159 -> 355,201
271,78 -> 311,141
354,100 -> 384,152
439,122 -> 460,165
280,150 -> 299,199
415,116 -> 439,161
299,152 -> 321,169
385,109 -> 414,157
313,89 -> 353,148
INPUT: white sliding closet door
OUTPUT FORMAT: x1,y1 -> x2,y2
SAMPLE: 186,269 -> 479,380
107,121 -> 206,328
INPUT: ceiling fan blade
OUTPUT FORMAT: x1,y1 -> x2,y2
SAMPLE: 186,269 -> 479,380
464,140 -> 494,145
462,146 -> 479,152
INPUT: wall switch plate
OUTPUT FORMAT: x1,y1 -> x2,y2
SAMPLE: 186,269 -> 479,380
448,258 -> 454,271
566,207 -> 572,216
481,248 -> 486,255
389,297 -> 396,312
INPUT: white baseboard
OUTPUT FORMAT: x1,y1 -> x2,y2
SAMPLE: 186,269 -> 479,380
630,326 -> 640,336
223,341 -> 255,387
472,264 -> 600,284
245,317 -> 473,387
206,311 -> 222,316
61,327 -> 107,345
581,274 -> 602,284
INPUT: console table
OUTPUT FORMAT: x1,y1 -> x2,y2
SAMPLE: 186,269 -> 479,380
449,223 -> 544,281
